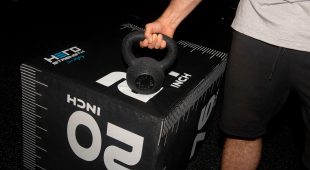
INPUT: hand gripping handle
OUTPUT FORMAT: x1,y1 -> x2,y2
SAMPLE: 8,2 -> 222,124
121,30 -> 177,70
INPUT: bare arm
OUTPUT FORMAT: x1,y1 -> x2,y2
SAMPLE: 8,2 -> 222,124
140,0 -> 202,49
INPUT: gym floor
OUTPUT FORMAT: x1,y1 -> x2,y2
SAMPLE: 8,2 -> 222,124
3,0 -> 307,169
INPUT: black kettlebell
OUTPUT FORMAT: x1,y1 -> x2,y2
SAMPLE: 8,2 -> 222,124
122,31 -> 177,94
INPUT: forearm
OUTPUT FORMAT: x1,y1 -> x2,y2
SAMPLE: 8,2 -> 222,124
158,0 -> 202,29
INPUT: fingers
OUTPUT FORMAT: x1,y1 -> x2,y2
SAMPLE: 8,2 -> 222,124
154,34 -> 163,49
160,40 -> 167,49
139,22 -> 168,49
144,23 -> 154,41
140,39 -> 149,48
140,33 -> 167,49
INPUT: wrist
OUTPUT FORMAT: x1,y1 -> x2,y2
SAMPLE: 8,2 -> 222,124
157,12 -> 181,31
155,16 -> 178,38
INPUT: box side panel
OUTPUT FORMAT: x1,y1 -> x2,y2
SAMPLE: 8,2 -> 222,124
156,60 -> 227,170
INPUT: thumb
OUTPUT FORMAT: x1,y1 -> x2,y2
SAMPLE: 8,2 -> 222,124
144,23 -> 155,41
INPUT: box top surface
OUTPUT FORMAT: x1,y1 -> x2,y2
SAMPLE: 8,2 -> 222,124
22,22 -> 227,118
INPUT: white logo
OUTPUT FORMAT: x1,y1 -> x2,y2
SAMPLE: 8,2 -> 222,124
96,72 -> 162,103
169,71 -> 192,88
67,111 -> 144,169
67,94 -> 101,116
190,90 -> 218,159
44,46 -> 85,65
96,71 -> 192,103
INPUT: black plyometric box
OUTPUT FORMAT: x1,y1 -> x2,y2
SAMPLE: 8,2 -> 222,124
21,23 -> 227,170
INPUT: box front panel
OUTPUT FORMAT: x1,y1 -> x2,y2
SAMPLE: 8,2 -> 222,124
21,64 -> 161,170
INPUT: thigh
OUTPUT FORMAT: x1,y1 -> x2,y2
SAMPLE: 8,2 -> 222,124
289,49 -> 310,168
290,49 -> 310,130
219,31 -> 291,139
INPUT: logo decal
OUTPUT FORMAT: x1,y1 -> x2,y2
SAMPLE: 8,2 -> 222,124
44,46 -> 85,65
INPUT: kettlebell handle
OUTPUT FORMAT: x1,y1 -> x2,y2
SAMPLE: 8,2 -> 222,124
122,31 -> 177,70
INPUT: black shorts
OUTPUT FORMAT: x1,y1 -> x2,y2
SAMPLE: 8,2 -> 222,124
219,30 -> 310,167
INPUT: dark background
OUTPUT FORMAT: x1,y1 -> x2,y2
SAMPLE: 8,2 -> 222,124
3,0 -> 307,169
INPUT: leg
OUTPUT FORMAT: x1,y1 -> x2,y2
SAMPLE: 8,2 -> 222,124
221,137 -> 262,170
219,31 -> 291,169
289,49 -> 310,169
303,130 -> 310,169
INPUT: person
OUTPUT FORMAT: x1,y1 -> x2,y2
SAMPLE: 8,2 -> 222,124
139,0 -> 310,169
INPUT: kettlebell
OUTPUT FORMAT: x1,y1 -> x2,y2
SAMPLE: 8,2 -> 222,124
122,31 -> 177,94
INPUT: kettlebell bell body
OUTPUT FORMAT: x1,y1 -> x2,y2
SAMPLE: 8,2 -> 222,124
122,31 -> 177,94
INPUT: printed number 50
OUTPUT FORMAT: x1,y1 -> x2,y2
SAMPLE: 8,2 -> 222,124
67,111 -> 144,170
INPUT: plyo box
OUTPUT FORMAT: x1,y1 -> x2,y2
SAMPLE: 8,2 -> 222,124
21,23 -> 227,170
